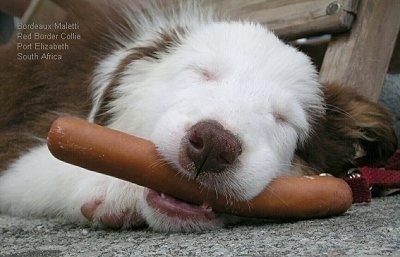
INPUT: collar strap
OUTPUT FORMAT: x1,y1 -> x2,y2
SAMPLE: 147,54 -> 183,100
344,150 -> 400,203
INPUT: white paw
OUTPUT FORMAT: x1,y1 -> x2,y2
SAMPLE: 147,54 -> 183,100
79,180 -> 146,229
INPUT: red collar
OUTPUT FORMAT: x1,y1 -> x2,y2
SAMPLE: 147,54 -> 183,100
344,150 -> 400,203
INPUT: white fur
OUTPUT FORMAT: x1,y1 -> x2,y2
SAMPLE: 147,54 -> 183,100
0,2 -> 324,231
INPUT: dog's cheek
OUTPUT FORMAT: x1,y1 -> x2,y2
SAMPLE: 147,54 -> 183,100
150,113 -> 191,168
260,123 -> 299,167
229,138 -> 293,200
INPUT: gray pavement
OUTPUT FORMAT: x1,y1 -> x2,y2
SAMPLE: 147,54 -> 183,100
1,194 -> 399,257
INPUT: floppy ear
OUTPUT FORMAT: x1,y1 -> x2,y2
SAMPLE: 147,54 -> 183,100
325,84 -> 397,167
296,84 -> 398,177
345,102 -> 398,167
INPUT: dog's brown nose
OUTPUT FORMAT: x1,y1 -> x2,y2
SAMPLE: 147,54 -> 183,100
185,120 -> 242,176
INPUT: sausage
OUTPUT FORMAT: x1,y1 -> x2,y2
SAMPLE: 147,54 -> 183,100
47,116 -> 353,219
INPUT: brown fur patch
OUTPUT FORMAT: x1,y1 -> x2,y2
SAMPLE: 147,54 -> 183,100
295,84 -> 398,177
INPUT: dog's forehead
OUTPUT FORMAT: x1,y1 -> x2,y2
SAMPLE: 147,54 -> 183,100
184,22 -> 286,55
175,21 -> 311,80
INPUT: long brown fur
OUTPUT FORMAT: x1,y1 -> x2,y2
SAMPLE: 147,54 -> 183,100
295,84 -> 398,177
0,2 -> 108,169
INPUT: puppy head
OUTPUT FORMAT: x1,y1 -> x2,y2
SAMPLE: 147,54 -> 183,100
94,21 -> 324,200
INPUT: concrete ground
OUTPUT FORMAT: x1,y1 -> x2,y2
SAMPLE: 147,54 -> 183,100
1,194 -> 399,257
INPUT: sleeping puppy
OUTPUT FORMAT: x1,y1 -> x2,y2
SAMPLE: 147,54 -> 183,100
0,0 -> 397,232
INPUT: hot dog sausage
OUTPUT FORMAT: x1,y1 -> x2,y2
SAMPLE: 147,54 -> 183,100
47,116 -> 353,219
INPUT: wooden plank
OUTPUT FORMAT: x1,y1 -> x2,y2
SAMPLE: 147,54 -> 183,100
206,0 -> 359,39
319,0 -> 400,101
13,0 -> 359,40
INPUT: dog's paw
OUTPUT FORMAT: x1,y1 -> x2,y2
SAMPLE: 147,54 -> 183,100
80,198 -> 145,229
80,181 -> 146,229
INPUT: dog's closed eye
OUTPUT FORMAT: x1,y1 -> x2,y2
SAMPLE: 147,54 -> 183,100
273,112 -> 287,123
190,65 -> 218,82
200,69 -> 217,82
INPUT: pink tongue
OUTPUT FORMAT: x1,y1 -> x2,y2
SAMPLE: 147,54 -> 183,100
145,189 -> 217,220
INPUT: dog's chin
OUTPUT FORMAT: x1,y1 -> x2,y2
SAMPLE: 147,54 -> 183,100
142,188 -> 224,232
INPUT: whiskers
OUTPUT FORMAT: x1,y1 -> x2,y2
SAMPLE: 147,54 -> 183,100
325,103 -> 356,122
148,156 -> 171,171
264,184 -> 290,208
275,160 -> 320,175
